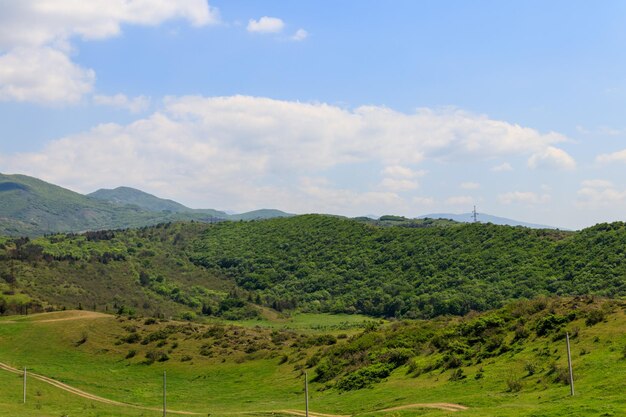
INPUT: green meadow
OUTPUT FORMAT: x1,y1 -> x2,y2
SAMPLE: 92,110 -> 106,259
0,298 -> 625,417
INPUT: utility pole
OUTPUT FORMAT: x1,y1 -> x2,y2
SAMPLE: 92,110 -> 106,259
566,332 -> 574,396
23,367 -> 26,404
304,371 -> 309,417
471,206 -> 479,223
163,371 -> 167,417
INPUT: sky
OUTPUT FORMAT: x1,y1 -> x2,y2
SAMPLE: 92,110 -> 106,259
1,1 -> 626,230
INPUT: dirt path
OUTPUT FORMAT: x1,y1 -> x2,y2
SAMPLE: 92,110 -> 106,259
378,402 -> 468,412
280,409 -> 351,417
0,310 -> 110,324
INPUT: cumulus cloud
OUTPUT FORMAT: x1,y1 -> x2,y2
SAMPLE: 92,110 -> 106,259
577,179 -> 626,208
291,28 -> 308,41
2,95 -> 575,214
498,191 -> 551,205
492,162 -> 513,172
445,196 -> 474,206
596,149 -> 626,164
527,146 -> 576,170
380,178 -> 419,191
247,16 -> 285,34
0,0 -> 218,104
381,165 -> 424,178
460,182 -> 480,190
93,93 -> 151,113
0,47 -> 94,103
412,196 -> 435,206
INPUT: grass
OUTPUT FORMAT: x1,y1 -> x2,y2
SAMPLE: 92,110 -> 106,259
0,302 -> 625,417
217,311 -> 380,334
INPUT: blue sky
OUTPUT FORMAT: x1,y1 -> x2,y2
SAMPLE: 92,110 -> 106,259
1,1 -> 626,229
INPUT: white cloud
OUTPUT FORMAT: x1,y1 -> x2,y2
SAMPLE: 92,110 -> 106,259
492,162 -> 513,172
445,196 -> 474,206
576,179 -> 626,208
380,178 -> 418,191
0,0 -> 218,104
596,149 -> 626,164
247,17 -> 285,34
0,47 -> 94,103
412,196 -> 435,206
581,179 -> 613,189
381,165 -> 425,179
460,182 -> 480,190
93,94 -> 151,113
498,191 -> 551,205
2,95 -> 575,213
527,146 -> 576,170
291,28 -> 308,41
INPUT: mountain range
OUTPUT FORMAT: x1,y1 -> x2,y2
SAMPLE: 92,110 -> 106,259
0,173 -> 291,236
418,212 -> 559,229
0,172 -> 560,236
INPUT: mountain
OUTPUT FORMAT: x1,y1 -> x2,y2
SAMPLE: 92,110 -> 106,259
89,186 -> 195,213
0,173 -> 290,236
89,186 -> 229,218
419,212 -> 559,229
230,209 -> 294,221
89,187 -> 292,221
0,173 -> 169,236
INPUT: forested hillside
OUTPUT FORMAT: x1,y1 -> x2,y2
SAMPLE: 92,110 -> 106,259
1,215 -> 625,319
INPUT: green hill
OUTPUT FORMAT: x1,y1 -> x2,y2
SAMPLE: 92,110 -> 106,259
1,215 -> 626,322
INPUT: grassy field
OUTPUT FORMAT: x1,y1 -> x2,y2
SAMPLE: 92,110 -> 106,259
0,303 -> 625,416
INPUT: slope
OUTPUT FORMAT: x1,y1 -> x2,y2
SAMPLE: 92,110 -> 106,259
0,298 -> 624,416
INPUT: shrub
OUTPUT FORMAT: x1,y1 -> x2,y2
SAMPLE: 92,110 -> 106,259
585,309 -> 606,326
535,314 -> 568,336
524,362 -> 537,376
449,368 -> 466,381
336,363 -> 394,391
122,332 -> 141,344
506,378 -> 522,392
125,350 -> 137,359
144,350 -> 169,364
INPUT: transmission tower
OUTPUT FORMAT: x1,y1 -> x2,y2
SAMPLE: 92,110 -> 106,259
471,205 -> 479,223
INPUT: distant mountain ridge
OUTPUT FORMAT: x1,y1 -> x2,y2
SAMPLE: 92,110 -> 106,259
418,212 -> 559,229
0,173 -> 292,236
88,187 -> 230,218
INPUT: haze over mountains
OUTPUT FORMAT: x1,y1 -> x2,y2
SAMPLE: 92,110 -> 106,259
0,173 -> 559,236
418,213 -> 558,229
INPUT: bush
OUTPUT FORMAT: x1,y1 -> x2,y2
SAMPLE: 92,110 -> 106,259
122,332 -> 141,344
125,349 -> 137,359
144,350 -> 169,364
585,309 -> 606,326
449,368 -> 466,381
535,314 -> 568,336
336,363 -> 394,391
506,378 -> 522,392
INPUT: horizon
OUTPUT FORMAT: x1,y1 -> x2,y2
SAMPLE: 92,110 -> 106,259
2,1 -> 626,230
